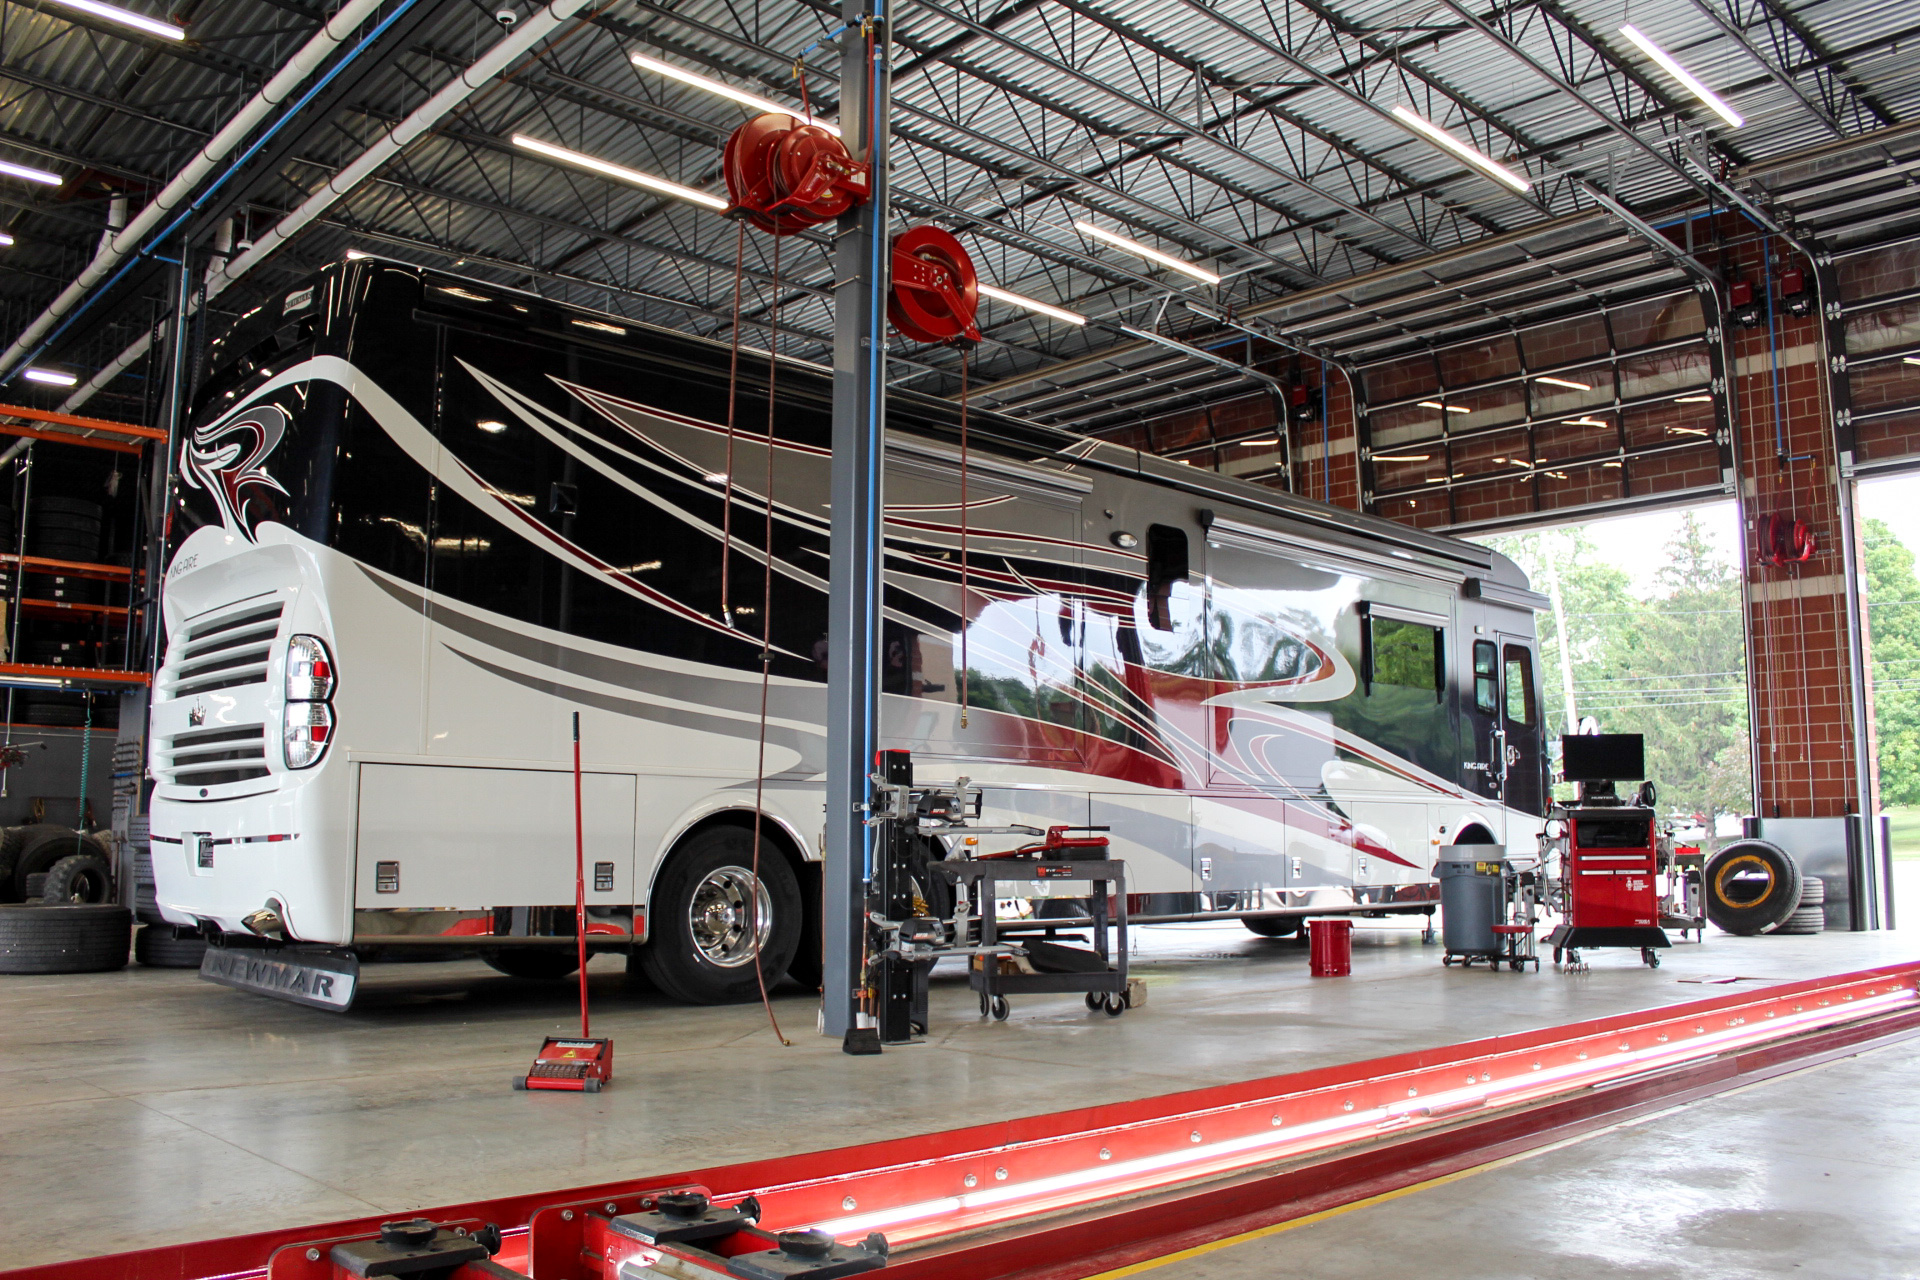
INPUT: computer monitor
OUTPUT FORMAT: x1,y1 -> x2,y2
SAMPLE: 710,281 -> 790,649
1560,733 -> 1645,783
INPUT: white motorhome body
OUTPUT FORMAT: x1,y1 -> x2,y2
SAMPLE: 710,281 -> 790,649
150,261 -> 1550,1004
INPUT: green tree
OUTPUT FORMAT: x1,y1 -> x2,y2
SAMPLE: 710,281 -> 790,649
1864,519 -> 1920,806
1482,513 -> 1749,827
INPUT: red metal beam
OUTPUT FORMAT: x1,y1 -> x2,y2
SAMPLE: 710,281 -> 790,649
0,402 -> 165,440
8,962 -> 1916,1280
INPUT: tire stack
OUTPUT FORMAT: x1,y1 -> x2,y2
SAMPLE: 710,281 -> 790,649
1774,876 -> 1827,935
0,821 -> 131,973
129,817 -> 206,968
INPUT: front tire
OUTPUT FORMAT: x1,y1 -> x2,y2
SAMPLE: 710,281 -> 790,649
481,949 -> 581,980
640,826 -> 800,1005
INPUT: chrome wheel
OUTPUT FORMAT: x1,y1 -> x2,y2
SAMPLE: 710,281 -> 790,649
687,865 -> 772,967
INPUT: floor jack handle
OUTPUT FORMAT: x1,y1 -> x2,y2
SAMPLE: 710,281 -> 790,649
573,710 -> 589,1039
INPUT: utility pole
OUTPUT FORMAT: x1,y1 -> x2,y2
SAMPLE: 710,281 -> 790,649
821,1 -> 891,1040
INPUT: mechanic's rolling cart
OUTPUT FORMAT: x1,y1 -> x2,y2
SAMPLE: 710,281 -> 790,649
1545,804 -> 1671,969
935,841 -> 1131,1018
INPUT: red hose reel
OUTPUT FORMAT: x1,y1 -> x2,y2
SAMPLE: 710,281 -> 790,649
1758,512 -> 1816,566
888,225 -> 980,345
723,112 -> 870,235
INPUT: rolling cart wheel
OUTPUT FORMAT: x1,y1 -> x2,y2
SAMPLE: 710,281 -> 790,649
1442,954 -> 1454,967
978,991 -> 991,1019
1085,993 -> 1103,1012
584,1078 -> 603,1094
990,995 -> 1010,1021
1103,992 -> 1126,1017
512,1077 -> 527,1091
1553,947 -> 1563,965
1643,948 -> 1661,969
1509,959 -> 1524,973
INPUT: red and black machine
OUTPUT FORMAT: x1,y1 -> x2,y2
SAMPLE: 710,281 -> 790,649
1544,734 -> 1671,969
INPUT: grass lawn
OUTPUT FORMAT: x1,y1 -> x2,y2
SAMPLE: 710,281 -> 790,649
1886,806 -> 1920,859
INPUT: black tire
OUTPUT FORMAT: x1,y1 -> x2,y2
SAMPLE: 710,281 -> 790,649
640,825 -> 801,1005
1799,876 -> 1826,907
39,852 -> 113,904
0,903 -> 131,973
787,860 -> 824,993
1240,915 -> 1301,938
1704,840 -> 1802,935
10,826 -> 110,902
990,995 -> 1010,1021
135,924 -> 208,968
0,827 -> 30,902
480,948 -> 581,980
1773,906 -> 1826,935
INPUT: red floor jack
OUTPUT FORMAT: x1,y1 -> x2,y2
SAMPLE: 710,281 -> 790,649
515,712 -> 613,1093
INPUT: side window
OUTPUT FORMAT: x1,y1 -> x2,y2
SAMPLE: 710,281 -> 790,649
1474,640 -> 1497,713
1503,644 -> 1536,726
1369,616 -> 1441,697
1144,524 -> 1189,631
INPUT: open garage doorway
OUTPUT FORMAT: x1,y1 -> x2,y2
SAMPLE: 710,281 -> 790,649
1474,502 -> 1752,846
1858,475 -> 1920,866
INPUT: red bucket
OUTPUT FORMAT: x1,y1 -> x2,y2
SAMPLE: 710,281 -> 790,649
1308,918 -> 1353,977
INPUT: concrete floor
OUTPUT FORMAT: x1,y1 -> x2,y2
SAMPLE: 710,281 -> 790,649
0,866 -> 1915,1273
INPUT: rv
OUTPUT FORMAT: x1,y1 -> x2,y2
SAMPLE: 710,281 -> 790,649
150,259 -> 1549,1007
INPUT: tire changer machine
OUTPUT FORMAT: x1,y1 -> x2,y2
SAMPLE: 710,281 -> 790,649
1439,733 -> 1705,973
850,751 -> 1138,1054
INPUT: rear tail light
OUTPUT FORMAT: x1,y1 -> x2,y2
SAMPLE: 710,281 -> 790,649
286,635 -> 335,701
284,701 -> 334,769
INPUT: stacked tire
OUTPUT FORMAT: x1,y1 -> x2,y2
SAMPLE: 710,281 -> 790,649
131,823 -> 206,968
1703,839 -> 1802,936
1773,876 -> 1827,935
0,903 -> 131,973
0,824 -> 132,974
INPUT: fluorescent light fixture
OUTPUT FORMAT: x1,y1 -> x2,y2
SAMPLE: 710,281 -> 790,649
45,0 -> 184,41
572,318 -> 627,335
1534,375 -> 1591,391
512,135 -> 728,211
1904,357 -> 1920,367
23,368 -> 79,387
1424,476 -> 1448,484
436,286 -> 491,302
1073,222 -> 1220,284
1389,106 -> 1530,192
1564,416 -> 1610,427
1373,454 -> 1431,463
345,248 -> 371,260
0,159 -> 62,187
1418,401 -> 1470,414
476,420 -> 508,434
978,283 -> 1086,326
704,472 -> 729,484
1676,394 -> 1714,403
1667,426 -> 1711,437
0,232 -> 12,246
630,52 -> 840,138
1619,25 -> 1743,128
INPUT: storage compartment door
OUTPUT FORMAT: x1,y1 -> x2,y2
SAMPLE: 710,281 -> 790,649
355,763 -> 637,908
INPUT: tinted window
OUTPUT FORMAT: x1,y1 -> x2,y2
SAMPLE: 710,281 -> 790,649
1474,640 -> 1497,713
1144,524 -> 1188,631
1370,617 -> 1439,693
1504,644 -> 1535,725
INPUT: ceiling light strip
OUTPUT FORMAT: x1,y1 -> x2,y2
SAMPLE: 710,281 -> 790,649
630,52 -> 840,137
44,0 -> 185,41
977,284 -> 1086,326
1389,107 -> 1531,192
1074,222 -> 1220,284
1619,26 -> 1743,128
511,135 -> 728,211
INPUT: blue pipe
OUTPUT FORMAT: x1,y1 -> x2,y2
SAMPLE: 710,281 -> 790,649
3,0 -> 424,385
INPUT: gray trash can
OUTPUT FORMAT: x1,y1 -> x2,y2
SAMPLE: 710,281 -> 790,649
1438,844 -> 1506,964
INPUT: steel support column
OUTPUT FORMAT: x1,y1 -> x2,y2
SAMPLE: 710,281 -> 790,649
822,2 -> 892,1039
1814,255 -> 1885,926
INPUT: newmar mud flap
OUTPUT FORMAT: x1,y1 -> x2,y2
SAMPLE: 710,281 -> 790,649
200,944 -> 360,1011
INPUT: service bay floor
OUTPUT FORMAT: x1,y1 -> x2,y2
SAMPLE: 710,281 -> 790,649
2,865 -> 1916,1275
